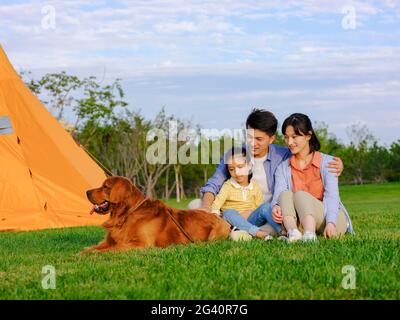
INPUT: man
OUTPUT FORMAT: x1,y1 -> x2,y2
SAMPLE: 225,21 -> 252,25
198,109 -> 343,238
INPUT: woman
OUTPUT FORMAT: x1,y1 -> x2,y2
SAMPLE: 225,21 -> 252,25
271,113 -> 354,242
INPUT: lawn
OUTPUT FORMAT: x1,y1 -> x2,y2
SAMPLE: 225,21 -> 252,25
0,183 -> 399,299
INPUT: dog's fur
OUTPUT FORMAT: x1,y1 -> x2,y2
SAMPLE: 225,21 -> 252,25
83,176 -> 230,253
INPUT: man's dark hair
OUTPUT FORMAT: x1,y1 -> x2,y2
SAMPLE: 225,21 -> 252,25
246,108 -> 278,137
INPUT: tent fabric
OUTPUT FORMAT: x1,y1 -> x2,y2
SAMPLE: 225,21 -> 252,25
0,46 -> 108,231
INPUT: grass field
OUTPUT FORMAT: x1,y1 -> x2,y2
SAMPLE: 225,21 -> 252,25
0,183 -> 399,299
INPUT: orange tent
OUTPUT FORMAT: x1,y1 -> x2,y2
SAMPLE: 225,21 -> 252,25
0,46 -> 107,231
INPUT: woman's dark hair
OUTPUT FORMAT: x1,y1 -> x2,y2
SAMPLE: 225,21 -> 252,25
246,108 -> 278,137
281,113 -> 321,152
224,147 -> 253,182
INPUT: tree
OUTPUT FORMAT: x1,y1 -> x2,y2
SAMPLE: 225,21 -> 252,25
172,118 -> 195,202
364,142 -> 390,183
20,70 -> 43,95
23,71 -> 82,120
313,122 -> 343,156
73,77 -> 128,147
387,141 -> 400,181
74,77 -> 127,128
344,123 -> 377,184
136,110 -> 172,199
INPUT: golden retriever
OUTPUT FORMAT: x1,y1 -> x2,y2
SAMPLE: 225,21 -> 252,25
83,176 -> 230,253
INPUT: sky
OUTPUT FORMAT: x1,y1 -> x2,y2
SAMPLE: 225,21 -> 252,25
1,0 -> 400,145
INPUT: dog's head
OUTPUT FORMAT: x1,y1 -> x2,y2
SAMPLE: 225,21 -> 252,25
86,176 -> 134,215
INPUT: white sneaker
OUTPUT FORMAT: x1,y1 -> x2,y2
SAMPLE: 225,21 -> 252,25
302,231 -> 317,242
230,230 -> 253,242
287,229 -> 302,242
264,235 -> 273,241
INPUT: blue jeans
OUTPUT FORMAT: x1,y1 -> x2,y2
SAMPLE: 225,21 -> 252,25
223,203 -> 282,237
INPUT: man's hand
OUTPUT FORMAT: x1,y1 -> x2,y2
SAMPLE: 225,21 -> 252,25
323,222 -> 337,238
326,156 -> 343,177
272,205 -> 283,224
200,192 -> 215,213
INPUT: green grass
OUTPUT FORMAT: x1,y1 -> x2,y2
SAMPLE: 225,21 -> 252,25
0,183 -> 399,299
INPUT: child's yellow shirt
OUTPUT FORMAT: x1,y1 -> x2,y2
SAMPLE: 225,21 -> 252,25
211,179 -> 264,214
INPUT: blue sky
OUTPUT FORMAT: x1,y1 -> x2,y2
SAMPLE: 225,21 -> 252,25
1,0 -> 400,145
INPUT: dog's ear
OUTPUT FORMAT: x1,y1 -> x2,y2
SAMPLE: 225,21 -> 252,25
109,178 -> 133,204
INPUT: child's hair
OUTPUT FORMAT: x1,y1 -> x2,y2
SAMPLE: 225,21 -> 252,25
224,147 -> 253,181
246,108 -> 278,137
281,113 -> 321,152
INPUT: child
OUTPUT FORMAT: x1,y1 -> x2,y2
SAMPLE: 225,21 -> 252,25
211,147 -> 274,241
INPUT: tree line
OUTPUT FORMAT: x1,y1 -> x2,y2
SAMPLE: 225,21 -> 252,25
23,71 -> 400,200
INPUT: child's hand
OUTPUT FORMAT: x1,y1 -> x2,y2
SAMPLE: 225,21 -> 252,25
272,205 -> 283,223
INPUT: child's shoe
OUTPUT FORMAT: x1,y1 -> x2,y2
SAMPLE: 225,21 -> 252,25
264,234 -> 273,241
302,231 -> 317,242
287,228 -> 302,242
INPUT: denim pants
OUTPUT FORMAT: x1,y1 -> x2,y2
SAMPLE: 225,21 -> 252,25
223,203 -> 282,237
